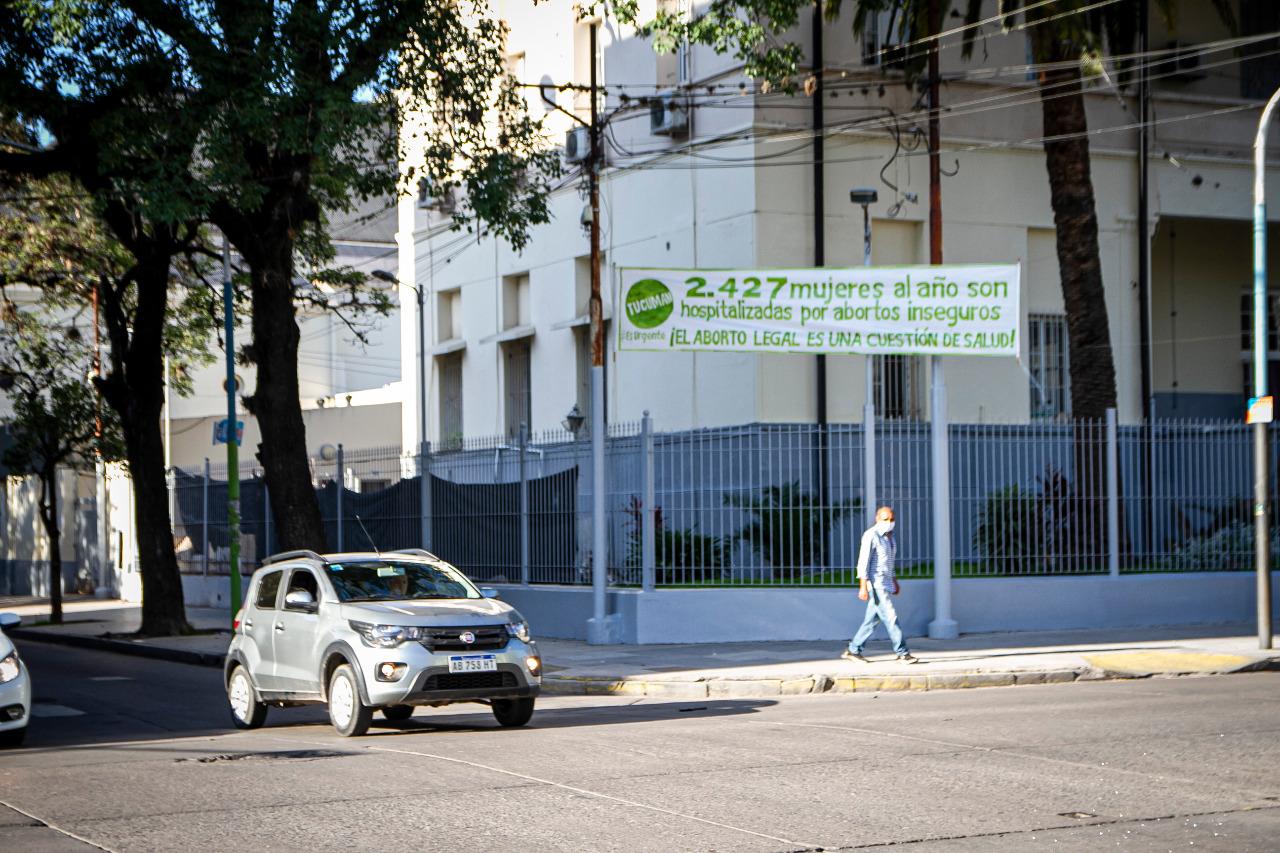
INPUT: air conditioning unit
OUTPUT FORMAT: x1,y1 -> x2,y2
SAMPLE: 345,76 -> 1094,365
564,126 -> 591,163
650,92 -> 689,137
417,177 -> 459,214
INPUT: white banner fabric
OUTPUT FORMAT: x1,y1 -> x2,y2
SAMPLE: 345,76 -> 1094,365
617,264 -> 1021,357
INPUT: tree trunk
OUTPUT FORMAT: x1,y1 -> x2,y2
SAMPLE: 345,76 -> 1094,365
1034,35 -> 1119,572
243,238 -> 327,552
98,254 -> 191,636
38,466 -> 62,624
1034,46 -> 1119,419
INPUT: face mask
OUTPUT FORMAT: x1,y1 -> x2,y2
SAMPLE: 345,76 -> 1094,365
875,520 -> 895,535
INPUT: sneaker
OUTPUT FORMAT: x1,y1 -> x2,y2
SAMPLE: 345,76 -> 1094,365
897,653 -> 920,664
841,651 -> 868,663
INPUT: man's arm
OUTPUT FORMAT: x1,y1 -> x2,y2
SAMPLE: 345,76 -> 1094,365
856,529 -> 872,601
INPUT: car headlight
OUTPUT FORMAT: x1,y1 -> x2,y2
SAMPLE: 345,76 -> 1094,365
349,621 -> 425,648
505,621 -> 531,642
0,651 -> 20,683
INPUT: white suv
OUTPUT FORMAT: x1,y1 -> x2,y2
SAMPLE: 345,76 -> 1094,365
224,549 -> 541,736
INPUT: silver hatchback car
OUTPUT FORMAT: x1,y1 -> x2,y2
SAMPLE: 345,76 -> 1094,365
224,549 -> 541,736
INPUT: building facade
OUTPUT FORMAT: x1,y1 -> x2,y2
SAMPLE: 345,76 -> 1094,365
397,0 -> 1280,450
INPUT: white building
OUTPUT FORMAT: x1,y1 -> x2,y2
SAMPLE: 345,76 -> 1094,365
398,0 -> 1280,450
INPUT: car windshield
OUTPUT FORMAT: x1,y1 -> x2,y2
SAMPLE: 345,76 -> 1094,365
325,560 -> 480,602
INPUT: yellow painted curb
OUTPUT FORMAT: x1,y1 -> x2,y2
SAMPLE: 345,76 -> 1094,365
1082,651 -> 1256,676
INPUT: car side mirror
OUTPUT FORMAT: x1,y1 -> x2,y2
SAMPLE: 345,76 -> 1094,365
284,590 -> 318,612
0,613 -> 19,629
480,587 -> 499,599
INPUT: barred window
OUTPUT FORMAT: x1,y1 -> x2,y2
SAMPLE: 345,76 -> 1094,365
1028,314 -> 1070,419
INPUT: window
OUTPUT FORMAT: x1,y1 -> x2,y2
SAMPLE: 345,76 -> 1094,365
438,353 -> 463,448
655,0 -> 690,86
861,9 -> 911,68
255,570 -> 283,609
1241,1 -> 1280,100
1239,291 -> 1280,396
1028,314 -> 1070,419
437,289 -> 462,342
502,273 -> 530,330
286,569 -> 319,604
504,339 -> 532,438
873,355 -> 922,420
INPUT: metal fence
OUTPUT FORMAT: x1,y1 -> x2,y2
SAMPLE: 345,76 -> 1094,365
168,415 -> 1271,587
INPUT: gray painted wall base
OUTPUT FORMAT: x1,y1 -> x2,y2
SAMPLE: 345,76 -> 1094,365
492,573 -> 1280,644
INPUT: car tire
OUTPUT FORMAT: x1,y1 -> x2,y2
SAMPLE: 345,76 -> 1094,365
227,665 -> 268,730
0,726 -> 26,748
327,663 -> 372,737
491,697 -> 535,727
381,704 -> 414,722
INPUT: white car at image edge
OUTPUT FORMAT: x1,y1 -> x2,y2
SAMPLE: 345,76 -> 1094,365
0,613 -> 30,747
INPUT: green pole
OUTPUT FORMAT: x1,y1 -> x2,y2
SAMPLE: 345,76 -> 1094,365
223,237 -> 242,624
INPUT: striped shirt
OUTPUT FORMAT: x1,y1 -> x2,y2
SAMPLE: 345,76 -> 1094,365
856,527 -> 897,588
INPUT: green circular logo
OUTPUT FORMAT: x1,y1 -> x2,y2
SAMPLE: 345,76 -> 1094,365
625,278 -> 674,329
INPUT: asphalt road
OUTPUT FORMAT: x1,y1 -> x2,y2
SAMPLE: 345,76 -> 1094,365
2,640 -> 1278,853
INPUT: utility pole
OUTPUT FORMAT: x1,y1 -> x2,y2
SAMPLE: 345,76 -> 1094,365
586,20 -> 611,644
223,236 -> 242,624
925,0 -> 957,640
812,0 -> 829,570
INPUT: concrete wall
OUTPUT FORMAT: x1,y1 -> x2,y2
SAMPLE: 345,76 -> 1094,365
486,574 -> 1280,644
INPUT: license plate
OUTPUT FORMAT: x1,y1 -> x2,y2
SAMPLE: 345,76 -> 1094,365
448,654 -> 497,673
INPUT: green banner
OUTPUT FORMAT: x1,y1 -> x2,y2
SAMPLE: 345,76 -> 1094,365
618,264 -> 1021,357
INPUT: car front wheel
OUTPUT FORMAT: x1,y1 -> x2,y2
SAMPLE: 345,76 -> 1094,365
327,663 -> 372,737
491,697 -> 535,727
227,665 -> 267,730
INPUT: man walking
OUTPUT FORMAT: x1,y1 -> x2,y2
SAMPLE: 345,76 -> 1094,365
843,506 -> 918,663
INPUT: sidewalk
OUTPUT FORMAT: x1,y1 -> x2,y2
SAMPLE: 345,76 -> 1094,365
3,597 -> 1277,697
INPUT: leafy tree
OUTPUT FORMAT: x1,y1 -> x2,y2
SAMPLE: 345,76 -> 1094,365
102,0 -> 562,551
0,140 -> 216,635
0,307 -> 124,623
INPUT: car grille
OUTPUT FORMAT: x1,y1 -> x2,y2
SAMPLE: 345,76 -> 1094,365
423,671 -> 518,691
420,625 -> 509,651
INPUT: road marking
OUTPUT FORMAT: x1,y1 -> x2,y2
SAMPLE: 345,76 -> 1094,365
271,734 -> 821,850
0,798 -> 114,851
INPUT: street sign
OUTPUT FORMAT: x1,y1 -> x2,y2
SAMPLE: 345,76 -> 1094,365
214,418 -> 244,445
1247,396 -> 1273,424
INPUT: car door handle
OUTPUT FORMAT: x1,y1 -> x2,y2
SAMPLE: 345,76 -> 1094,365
274,623 -> 285,632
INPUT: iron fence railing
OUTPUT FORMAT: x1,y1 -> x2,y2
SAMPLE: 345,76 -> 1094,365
164,416 -> 1270,586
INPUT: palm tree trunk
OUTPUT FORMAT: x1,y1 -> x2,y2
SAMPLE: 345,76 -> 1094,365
1033,34 -> 1119,572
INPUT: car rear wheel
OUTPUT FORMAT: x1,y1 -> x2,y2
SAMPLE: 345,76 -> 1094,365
227,665 -> 267,730
328,664 -> 372,737
0,726 -> 26,748
491,697 -> 535,727
381,704 -> 414,722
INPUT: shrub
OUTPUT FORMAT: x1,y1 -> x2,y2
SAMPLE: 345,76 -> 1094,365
724,481 -> 856,571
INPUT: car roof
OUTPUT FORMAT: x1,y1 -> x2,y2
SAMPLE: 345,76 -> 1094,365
259,548 -> 441,567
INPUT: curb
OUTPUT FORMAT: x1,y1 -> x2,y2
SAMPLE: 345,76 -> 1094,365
10,627 -> 227,669
543,658 -> 1280,698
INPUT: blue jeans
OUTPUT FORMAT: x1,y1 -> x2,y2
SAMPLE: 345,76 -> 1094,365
848,585 -> 908,656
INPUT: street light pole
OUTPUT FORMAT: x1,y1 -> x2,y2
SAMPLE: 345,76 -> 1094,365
223,236 -> 242,624
852,188 -> 877,530
1251,88 -> 1280,650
